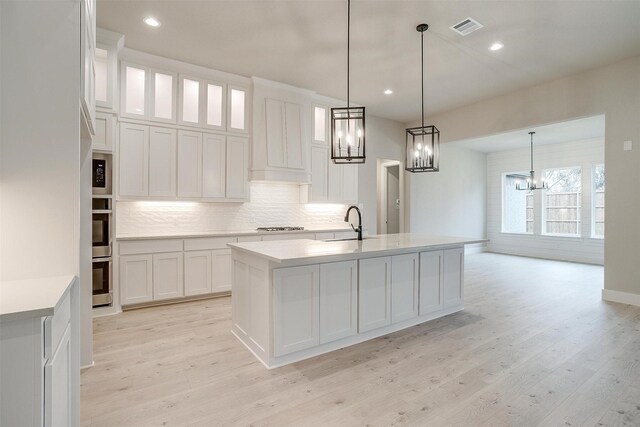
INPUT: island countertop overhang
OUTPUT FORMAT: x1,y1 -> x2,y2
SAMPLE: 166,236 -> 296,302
228,233 -> 488,264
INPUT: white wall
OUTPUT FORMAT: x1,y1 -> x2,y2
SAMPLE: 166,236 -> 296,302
117,182 -> 348,235
487,138 -> 604,264
405,142 -> 487,245
426,55 -> 640,300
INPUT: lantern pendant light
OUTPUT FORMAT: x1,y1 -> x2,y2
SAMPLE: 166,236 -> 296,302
515,132 -> 549,191
331,0 -> 366,164
406,24 -> 440,173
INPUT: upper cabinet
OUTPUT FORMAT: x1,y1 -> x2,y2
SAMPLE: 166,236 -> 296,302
80,0 -> 97,135
252,78 -> 311,183
119,124 -> 248,202
121,62 -> 178,124
307,99 -> 358,204
94,29 -> 123,113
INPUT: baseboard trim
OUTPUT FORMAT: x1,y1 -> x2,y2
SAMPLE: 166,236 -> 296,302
602,289 -> 640,307
81,361 -> 95,370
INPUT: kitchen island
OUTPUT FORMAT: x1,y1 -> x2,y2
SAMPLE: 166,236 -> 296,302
229,234 -> 487,368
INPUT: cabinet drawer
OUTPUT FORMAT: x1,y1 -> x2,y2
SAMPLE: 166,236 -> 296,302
184,236 -> 236,251
44,289 -> 71,360
119,239 -> 183,255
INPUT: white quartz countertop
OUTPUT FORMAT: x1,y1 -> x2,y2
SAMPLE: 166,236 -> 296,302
0,275 -> 76,322
116,227 -> 355,241
228,233 -> 488,264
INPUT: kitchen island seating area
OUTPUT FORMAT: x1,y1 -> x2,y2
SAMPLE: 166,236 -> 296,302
229,234 -> 486,368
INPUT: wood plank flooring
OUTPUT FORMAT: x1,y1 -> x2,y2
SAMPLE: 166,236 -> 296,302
81,253 -> 640,426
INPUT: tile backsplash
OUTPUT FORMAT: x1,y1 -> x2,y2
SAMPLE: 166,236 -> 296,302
116,182 -> 349,235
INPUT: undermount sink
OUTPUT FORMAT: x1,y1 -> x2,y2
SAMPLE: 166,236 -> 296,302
323,237 -> 376,242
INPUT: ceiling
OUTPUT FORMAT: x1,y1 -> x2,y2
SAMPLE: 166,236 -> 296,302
96,1 -> 640,123
451,115 -> 605,153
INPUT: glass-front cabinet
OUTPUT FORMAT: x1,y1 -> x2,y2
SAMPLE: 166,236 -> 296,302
121,62 -> 178,123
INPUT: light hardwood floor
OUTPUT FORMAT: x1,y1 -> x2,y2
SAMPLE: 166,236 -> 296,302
81,253 -> 640,427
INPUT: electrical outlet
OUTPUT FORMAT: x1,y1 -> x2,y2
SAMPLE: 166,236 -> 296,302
624,140 -> 633,151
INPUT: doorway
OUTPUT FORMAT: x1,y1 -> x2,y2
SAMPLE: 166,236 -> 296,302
377,159 -> 404,234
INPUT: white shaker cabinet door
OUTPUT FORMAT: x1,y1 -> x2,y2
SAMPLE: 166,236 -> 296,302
152,253 -> 184,301
284,102 -> 304,170
310,145 -> 328,202
358,256 -> 392,333
273,265 -> 320,357
93,112 -> 113,152
148,127 -> 177,197
419,250 -> 444,316
319,260 -> 358,344
443,247 -> 464,308
202,133 -> 226,198
265,98 -> 286,168
120,254 -> 153,305
226,136 -> 249,199
44,324 -> 72,427
342,164 -> 358,204
211,249 -> 233,292
184,251 -> 213,296
177,130 -> 203,198
391,253 -> 419,323
119,123 -> 149,197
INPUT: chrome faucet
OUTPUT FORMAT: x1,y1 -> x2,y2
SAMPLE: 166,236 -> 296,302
344,205 -> 363,241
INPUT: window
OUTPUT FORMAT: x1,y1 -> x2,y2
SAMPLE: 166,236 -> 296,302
592,164 -> 605,238
502,173 -> 533,234
542,167 -> 582,236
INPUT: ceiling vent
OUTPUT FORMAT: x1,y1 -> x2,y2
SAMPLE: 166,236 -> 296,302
450,17 -> 483,36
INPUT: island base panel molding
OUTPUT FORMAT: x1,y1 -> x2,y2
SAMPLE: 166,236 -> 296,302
230,246 -> 465,369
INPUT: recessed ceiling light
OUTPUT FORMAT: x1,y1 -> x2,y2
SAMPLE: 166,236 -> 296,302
489,42 -> 504,51
384,89 -> 393,95
144,16 -> 161,27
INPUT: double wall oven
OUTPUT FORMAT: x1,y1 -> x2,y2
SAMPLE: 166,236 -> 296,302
92,153 -> 113,307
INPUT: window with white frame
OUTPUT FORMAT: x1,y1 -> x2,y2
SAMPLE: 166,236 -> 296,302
542,167 -> 582,236
592,164 -> 605,238
502,173 -> 533,234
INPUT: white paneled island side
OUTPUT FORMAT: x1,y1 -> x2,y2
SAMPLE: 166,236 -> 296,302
228,234 -> 487,368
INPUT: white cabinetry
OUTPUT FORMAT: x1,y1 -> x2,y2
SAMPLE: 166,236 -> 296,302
95,28 -> 123,113
184,251 -> 213,296
252,78 -> 311,182
80,0 -> 96,135
0,279 -> 80,427
152,253 -> 184,300
308,100 -> 358,203
119,123 -> 149,197
319,261 -> 358,344
358,256 -> 392,333
121,62 -> 178,123
310,145 -> 329,202
443,247 -> 464,308
212,249 -> 233,292
273,265 -> 320,357
391,253 -> 419,323
120,254 -> 153,305
419,250 -> 444,316
93,112 -> 114,152
225,136 -> 249,200
44,324 -> 72,427
119,126 -> 247,201
202,133 -> 226,198
148,127 -> 177,197
177,130 -> 203,197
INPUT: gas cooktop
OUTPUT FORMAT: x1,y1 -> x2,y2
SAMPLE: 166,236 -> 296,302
256,226 -> 305,232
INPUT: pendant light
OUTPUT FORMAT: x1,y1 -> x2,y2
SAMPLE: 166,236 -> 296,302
406,24 -> 439,173
515,132 -> 549,191
331,0 -> 365,164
